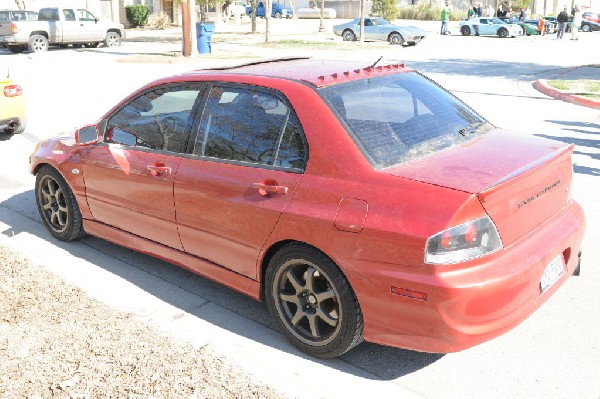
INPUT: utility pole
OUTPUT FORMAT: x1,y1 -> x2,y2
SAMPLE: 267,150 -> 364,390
181,0 -> 193,57
359,0 -> 364,44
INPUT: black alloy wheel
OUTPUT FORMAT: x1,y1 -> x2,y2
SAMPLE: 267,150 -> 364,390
265,243 -> 363,358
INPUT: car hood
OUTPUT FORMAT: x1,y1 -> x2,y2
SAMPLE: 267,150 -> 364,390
382,129 -> 570,194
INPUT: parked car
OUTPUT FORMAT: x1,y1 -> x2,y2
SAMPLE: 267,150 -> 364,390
523,18 -> 557,34
245,2 -> 291,18
0,7 -> 125,53
333,17 -> 426,45
459,17 -> 523,37
582,11 -> 600,24
498,17 -> 540,35
581,18 -> 600,32
0,71 -> 25,134
30,58 -> 585,359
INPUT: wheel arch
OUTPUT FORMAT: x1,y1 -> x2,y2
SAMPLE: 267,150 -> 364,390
30,31 -> 49,39
259,239 -> 347,301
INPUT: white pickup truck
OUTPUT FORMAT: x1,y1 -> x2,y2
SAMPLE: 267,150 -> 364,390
0,7 -> 125,53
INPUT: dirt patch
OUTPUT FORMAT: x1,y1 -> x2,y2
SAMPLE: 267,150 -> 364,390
0,245 -> 285,399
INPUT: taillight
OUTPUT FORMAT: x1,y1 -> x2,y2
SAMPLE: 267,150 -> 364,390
425,216 -> 503,264
11,22 -> 18,34
3,85 -> 22,97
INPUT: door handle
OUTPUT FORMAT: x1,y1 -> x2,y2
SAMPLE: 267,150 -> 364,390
252,179 -> 288,196
147,162 -> 172,176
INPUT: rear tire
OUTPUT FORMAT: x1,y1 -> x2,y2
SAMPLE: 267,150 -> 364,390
4,120 -> 26,134
28,34 -> 49,52
265,243 -> 364,358
7,45 -> 25,54
342,29 -> 357,42
581,24 -> 590,32
274,11 -> 282,18
461,25 -> 471,36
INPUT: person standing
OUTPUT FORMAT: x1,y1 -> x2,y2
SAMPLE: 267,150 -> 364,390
557,6 -> 569,39
441,2 -> 451,35
571,5 -> 581,40
538,16 -> 546,36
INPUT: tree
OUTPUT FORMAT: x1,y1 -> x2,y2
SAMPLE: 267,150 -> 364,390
371,0 -> 398,21
14,0 -> 26,10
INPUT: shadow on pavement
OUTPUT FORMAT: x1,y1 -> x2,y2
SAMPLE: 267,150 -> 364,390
0,189 -> 443,380
535,119 -> 600,176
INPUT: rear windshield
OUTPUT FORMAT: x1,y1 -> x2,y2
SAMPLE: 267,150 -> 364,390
319,72 -> 492,169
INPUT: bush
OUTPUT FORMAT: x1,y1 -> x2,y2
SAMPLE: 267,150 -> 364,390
372,0 -> 398,21
125,5 -> 151,28
397,3 -> 464,21
147,12 -> 171,29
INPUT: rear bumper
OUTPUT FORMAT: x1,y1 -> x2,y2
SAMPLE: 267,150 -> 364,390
343,201 -> 585,353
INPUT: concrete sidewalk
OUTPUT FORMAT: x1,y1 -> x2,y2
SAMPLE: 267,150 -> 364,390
533,65 -> 600,109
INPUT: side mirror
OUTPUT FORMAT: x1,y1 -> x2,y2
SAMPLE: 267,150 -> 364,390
75,125 -> 99,145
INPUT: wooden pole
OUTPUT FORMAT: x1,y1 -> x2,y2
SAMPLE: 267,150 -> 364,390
182,0 -> 192,57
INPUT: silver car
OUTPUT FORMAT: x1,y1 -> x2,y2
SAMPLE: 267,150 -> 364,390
333,17 -> 426,46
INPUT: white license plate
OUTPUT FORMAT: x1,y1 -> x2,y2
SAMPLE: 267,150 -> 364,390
540,255 -> 565,293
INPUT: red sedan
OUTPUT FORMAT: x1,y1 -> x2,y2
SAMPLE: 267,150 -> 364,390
30,59 -> 585,358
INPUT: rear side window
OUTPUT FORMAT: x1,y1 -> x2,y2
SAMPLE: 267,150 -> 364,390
320,72 -> 490,169
194,86 -> 307,170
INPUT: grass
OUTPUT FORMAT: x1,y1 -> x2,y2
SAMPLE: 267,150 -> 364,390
547,79 -> 600,99
257,39 -> 342,48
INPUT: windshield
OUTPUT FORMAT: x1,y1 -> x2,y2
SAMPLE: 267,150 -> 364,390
319,72 -> 492,169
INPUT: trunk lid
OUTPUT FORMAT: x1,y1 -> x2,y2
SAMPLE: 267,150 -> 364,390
384,129 -> 573,246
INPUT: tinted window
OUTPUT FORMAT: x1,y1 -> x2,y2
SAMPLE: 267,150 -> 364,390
106,85 -> 202,153
194,86 -> 307,169
320,72 -> 490,169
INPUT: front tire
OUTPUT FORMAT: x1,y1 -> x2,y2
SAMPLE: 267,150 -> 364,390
4,120 -> 26,134
461,25 -> 471,36
104,31 -> 121,47
265,243 -> 364,358
28,34 -> 49,52
388,32 -> 404,45
498,27 -> 509,38
342,29 -> 357,42
581,24 -> 590,32
35,166 -> 85,241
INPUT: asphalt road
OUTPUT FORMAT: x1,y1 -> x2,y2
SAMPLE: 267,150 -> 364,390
1,24 -> 599,398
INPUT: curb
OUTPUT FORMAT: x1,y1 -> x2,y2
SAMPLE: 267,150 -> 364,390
533,79 -> 600,109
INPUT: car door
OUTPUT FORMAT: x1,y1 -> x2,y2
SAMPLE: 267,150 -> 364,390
363,18 -> 377,40
81,83 -> 205,249
174,84 -> 307,279
76,9 -> 104,41
60,8 -> 80,43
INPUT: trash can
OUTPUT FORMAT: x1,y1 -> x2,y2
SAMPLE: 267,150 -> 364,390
196,22 -> 215,54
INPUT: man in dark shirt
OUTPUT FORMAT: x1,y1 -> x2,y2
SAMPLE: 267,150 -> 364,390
557,6 -> 569,39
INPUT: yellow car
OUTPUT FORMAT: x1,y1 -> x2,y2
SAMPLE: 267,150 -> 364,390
0,74 -> 26,134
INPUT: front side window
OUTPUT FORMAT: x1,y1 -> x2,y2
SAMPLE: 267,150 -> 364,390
106,85 -> 202,153
194,86 -> 307,169
320,72 -> 491,169
77,9 -> 96,21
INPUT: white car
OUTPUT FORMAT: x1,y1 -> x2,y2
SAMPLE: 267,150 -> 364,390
459,17 -> 523,38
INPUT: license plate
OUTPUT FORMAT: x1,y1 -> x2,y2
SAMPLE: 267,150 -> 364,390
540,255 -> 565,293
